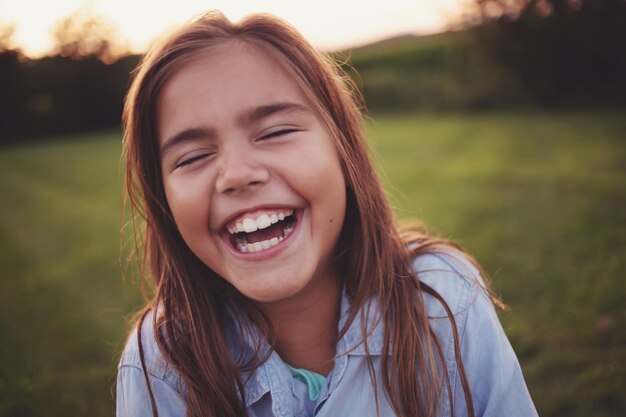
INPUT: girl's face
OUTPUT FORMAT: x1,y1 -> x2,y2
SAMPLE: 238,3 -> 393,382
157,43 -> 347,304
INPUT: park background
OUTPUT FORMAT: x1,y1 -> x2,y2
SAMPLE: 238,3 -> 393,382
0,0 -> 625,416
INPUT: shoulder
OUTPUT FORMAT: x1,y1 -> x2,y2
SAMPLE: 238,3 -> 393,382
412,250 -> 538,417
412,250 -> 487,320
411,250 -> 492,374
118,310 -> 184,390
116,310 -> 187,417
411,249 -> 498,379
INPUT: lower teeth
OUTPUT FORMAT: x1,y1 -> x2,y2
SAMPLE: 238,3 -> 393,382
236,223 -> 294,253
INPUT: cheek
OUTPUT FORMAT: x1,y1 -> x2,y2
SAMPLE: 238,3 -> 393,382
293,140 -> 345,195
302,151 -> 347,226
163,178 -> 211,241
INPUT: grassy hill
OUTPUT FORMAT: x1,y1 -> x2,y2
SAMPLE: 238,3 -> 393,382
333,29 -> 528,111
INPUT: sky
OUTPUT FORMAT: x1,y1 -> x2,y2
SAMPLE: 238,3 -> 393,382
0,0 -> 468,57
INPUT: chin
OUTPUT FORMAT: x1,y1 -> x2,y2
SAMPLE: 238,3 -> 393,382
236,273 -> 311,305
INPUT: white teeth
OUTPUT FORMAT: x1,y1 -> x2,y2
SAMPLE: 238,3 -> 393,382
228,209 -> 296,253
243,218 -> 257,233
257,214 -> 271,229
237,235 -> 285,253
228,209 -> 294,235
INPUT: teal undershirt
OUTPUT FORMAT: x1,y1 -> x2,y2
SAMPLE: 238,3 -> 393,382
287,366 -> 326,401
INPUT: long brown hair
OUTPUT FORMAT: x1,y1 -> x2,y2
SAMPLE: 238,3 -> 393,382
123,10 -> 496,417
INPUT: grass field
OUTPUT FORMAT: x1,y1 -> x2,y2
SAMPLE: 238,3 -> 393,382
1,111 -> 624,416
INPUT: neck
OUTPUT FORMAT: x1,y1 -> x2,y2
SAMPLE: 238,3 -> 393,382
257,270 -> 342,376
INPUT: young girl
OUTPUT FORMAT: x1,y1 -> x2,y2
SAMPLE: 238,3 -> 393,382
117,11 -> 538,417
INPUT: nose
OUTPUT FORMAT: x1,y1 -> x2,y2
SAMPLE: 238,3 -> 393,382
215,145 -> 270,195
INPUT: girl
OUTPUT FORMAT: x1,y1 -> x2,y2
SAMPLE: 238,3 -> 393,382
117,11 -> 538,417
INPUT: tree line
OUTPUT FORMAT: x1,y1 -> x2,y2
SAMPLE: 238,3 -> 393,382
0,11 -> 138,144
1,0 -> 624,144
471,0 -> 626,106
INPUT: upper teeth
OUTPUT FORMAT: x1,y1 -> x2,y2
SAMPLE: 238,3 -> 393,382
227,209 -> 293,234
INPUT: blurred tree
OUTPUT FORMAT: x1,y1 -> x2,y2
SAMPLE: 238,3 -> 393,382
51,9 -> 128,64
0,23 -> 16,51
0,22 -> 25,143
0,12 -> 139,143
468,0 -> 626,105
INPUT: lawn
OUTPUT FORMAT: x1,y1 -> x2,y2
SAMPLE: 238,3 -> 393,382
366,110 -> 626,417
0,132 -> 140,416
0,110 -> 624,416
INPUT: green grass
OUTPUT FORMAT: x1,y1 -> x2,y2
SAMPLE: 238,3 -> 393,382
366,110 -> 626,417
0,111 -> 624,416
0,132 -> 142,416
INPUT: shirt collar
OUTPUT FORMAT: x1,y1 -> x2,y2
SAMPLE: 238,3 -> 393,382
230,288 -> 389,407
337,289 -> 387,356
223,312 -> 274,407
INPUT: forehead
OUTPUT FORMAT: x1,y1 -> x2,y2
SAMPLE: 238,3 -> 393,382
156,42 -> 312,140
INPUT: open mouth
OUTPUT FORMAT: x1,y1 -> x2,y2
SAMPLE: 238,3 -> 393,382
225,209 -> 298,253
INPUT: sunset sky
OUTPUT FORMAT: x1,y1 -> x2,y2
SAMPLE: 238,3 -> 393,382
0,0 -> 468,57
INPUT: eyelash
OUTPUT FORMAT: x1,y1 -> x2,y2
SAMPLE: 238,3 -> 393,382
175,153 -> 212,169
259,128 -> 299,140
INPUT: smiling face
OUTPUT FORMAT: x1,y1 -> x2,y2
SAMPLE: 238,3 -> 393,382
157,42 -> 347,304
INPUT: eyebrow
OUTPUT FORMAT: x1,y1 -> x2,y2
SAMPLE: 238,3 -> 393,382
160,102 -> 311,156
239,102 -> 311,126
160,127 -> 217,156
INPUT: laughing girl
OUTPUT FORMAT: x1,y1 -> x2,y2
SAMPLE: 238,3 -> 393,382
116,11 -> 538,417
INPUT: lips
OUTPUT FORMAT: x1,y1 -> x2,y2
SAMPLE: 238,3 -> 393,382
223,208 -> 298,253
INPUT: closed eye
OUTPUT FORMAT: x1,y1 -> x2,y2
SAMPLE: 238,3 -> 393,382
175,153 -> 212,169
258,128 -> 300,141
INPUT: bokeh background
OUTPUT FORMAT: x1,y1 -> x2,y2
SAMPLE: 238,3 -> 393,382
1,0 -> 625,416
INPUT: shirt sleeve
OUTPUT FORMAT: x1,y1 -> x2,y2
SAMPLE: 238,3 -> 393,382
116,313 -> 187,417
415,252 -> 538,417
116,364 -> 186,417
452,285 -> 538,417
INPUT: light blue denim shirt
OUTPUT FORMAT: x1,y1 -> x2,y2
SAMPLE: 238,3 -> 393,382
117,252 -> 538,417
